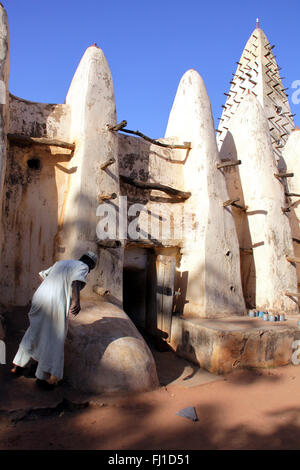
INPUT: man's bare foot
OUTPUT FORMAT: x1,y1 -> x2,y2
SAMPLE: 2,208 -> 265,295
10,365 -> 24,377
48,375 -> 60,385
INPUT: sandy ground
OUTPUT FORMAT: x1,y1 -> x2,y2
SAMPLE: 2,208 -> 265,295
1,309 -> 300,450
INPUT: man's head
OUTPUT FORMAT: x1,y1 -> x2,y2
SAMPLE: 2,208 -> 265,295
79,251 -> 98,271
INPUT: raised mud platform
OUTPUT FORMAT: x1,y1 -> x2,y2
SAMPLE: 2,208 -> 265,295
170,315 -> 300,374
64,299 -> 159,394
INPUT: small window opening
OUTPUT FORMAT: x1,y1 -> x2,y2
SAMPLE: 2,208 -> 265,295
27,158 -> 41,170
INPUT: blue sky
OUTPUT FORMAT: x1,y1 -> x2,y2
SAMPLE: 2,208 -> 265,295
4,0 -> 300,138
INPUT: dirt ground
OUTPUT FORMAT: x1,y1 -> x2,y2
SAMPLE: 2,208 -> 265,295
2,309 -> 300,450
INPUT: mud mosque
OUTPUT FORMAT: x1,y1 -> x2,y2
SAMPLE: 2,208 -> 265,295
1,4 -> 300,393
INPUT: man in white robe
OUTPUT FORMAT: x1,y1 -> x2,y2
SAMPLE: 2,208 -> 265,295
11,251 -> 98,390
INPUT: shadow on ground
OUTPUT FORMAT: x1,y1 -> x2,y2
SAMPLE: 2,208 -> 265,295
1,308 -> 297,450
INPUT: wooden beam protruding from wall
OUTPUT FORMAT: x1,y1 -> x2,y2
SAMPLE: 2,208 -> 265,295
7,133 -> 75,150
216,160 -> 242,169
274,172 -> 294,179
100,157 -> 116,170
108,122 -> 191,150
285,291 -> 300,297
286,255 -> 300,263
120,175 -> 191,200
223,198 -> 247,210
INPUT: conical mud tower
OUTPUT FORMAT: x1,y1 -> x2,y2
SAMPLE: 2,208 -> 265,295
217,21 -> 294,169
165,69 -> 245,318
62,44 -> 124,303
222,95 -> 297,314
282,130 -> 300,292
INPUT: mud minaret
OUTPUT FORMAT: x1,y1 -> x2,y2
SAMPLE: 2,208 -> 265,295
217,19 -> 294,168
217,21 -> 298,314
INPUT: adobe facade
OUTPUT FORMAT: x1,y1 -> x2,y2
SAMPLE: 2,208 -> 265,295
1,5 -> 300,388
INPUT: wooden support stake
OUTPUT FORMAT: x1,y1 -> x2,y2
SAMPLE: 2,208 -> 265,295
216,160 -> 241,169
286,255 -> 300,264
274,172 -> 294,179
100,157 -> 116,170
107,120 -> 127,131
7,133 -> 75,150
285,291 -> 300,297
282,198 -> 300,212
232,202 -> 248,211
115,127 -> 191,150
120,175 -> 191,200
93,285 -> 111,296
98,193 -> 117,202
223,198 -> 240,208
286,193 -> 300,197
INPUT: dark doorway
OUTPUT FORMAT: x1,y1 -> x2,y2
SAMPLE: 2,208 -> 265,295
123,246 -> 177,342
123,266 -> 147,330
